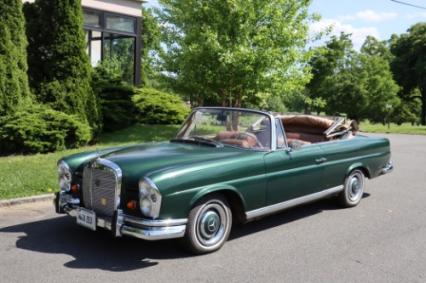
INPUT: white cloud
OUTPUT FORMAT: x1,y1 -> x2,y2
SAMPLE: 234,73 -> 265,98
310,18 -> 380,49
403,11 -> 426,20
338,10 -> 398,22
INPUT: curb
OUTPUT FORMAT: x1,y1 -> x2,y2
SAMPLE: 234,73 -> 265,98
0,194 -> 55,208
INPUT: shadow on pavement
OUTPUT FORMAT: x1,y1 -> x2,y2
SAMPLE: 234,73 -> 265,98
0,193 -> 370,271
0,216 -> 184,271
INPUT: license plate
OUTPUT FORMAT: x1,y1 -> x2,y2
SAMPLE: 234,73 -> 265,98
76,208 -> 96,231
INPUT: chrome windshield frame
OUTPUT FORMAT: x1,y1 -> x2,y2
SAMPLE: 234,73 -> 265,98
175,107 -> 277,151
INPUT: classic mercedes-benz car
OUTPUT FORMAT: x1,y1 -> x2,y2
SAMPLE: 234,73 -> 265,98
55,107 -> 393,253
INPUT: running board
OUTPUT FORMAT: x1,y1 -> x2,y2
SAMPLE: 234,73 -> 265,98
245,185 -> 344,220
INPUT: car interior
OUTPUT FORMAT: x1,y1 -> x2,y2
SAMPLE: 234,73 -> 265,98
214,114 -> 354,150
279,115 -> 355,149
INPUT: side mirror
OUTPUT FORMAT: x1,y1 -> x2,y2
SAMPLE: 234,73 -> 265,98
285,147 -> 293,153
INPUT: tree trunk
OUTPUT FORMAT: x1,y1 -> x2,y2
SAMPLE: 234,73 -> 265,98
231,95 -> 241,131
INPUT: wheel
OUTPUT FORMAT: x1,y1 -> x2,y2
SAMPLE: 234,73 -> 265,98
183,194 -> 232,254
338,169 -> 365,207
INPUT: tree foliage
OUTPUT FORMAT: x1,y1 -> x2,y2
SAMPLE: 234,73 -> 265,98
391,23 -> 426,125
24,0 -> 100,131
141,7 -> 162,87
0,0 -> 31,116
307,33 -> 400,122
156,0 -> 313,107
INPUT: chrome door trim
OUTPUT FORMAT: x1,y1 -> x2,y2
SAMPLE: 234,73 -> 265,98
245,185 -> 344,220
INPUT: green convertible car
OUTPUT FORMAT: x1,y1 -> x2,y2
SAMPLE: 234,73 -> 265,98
55,107 -> 393,253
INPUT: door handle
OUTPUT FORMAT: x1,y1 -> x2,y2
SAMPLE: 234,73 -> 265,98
315,157 -> 327,164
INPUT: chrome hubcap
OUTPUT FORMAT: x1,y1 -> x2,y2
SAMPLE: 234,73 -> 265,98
348,172 -> 364,201
200,211 -> 220,237
196,203 -> 227,247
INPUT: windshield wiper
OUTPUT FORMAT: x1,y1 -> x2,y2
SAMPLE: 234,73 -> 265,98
171,136 -> 223,147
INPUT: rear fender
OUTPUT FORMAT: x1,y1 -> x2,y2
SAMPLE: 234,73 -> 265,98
346,162 -> 371,178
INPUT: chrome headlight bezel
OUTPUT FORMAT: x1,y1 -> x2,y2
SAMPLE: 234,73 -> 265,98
138,177 -> 162,219
57,160 -> 72,192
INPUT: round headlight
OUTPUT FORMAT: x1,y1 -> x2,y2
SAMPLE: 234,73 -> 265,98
58,161 -> 72,192
138,178 -> 162,218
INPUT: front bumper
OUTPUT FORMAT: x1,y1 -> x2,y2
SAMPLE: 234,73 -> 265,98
55,192 -> 187,241
380,161 -> 394,175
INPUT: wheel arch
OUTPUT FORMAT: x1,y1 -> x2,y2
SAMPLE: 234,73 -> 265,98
190,185 -> 247,224
347,162 -> 371,179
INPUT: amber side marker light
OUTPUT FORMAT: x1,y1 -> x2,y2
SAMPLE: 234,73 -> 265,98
71,184 -> 79,193
127,200 -> 137,210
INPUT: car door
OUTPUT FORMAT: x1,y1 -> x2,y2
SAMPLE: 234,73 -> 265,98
319,139 -> 360,189
263,119 -> 327,205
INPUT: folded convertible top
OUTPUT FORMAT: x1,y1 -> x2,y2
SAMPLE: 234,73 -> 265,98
276,114 -> 353,139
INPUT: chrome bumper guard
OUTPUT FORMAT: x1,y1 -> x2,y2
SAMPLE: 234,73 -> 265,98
55,193 -> 187,241
380,161 -> 394,175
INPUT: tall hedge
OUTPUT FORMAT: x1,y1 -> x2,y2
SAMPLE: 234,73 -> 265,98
24,0 -> 100,132
0,0 -> 31,116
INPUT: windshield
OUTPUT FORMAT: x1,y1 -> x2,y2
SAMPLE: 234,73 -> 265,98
176,108 -> 271,150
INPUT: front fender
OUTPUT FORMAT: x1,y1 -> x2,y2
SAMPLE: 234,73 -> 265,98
189,184 -> 247,209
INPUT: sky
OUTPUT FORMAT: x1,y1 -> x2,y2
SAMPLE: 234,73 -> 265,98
145,0 -> 426,49
310,0 -> 426,48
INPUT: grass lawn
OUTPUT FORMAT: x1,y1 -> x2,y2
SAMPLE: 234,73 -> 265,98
0,124 -> 180,200
360,121 -> 426,135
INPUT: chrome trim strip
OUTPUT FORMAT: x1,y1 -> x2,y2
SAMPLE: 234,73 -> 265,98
380,161 -> 394,175
124,214 -> 188,227
121,224 -> 186,241
245,185 -> 344,220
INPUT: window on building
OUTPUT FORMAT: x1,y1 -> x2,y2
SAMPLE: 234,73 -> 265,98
83,9 -> 140,85
105,14 -> 135,33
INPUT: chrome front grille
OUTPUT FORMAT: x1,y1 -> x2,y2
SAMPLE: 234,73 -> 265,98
82,159 -> 122,217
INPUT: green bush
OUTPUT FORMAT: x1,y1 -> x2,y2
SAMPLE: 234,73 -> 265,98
0,105 -> 91,155
133,88 -> 190,124
91,64 -> 138,132
100,84 -> 138,132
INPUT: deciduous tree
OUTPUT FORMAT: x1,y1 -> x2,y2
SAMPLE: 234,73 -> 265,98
307,34 -> 400,122
391,23 -> 426,125
157,0 -> 314,107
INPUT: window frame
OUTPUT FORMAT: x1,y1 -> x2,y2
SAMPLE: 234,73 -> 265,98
82,7 -> 141,85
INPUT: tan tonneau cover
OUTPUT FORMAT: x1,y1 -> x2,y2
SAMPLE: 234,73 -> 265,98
277,114 -> 353,139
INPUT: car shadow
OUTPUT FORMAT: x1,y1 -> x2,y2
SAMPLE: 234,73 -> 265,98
0,216 -> 183,271
230,195 -> 363,239
0,193 -> 370,272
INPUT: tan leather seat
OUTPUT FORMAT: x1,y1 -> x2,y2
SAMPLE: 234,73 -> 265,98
215,131 -> 259,148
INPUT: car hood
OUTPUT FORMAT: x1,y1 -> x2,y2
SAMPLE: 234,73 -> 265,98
100,142 -> 258,183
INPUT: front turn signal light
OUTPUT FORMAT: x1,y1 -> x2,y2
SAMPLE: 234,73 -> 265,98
71,184 -> 79,193
127,200 -> 137,210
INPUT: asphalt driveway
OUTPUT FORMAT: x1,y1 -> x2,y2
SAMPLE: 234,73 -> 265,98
0,133 -> 425,283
